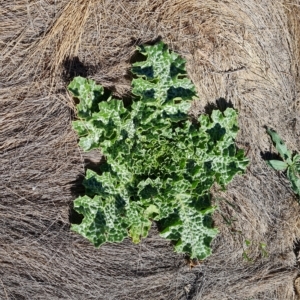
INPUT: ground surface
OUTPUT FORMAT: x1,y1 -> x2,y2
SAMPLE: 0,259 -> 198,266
1,0 -> 300,299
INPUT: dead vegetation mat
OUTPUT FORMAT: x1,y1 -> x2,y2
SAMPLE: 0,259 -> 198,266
1,0 -> 300,299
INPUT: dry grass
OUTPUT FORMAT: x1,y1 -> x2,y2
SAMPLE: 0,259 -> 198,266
1,0 -> 300,299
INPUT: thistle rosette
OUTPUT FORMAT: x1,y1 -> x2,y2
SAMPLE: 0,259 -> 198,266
68,42 -> 249,259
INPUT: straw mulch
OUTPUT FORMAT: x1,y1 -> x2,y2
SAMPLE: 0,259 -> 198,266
1,0 -> 300,299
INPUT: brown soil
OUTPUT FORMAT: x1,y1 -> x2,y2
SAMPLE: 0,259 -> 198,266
1,0 -> 300,299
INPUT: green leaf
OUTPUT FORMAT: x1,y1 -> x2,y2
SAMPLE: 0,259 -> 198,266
259,242 -> 268,257
266,160 -> 288,171
293,154 -> 300,163
72,99 -> 131,152
242,251 -> 252,262
144,204 -> 160,219
245,239 -> 251,247
71,195 -> 128,247
68,76 -> 104,119
287,166 -> 300,196
197,108 -> 249,188
131,41 -> 197,117
160,206 -> 218,259
293,154 -> 300,174
266,128 -> 292,164
127,202 -> 152,243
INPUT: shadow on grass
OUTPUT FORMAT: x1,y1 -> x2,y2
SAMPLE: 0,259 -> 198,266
204,97 -> 234,115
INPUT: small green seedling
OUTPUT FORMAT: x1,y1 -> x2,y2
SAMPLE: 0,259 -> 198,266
242,239 -> 253,262
266,128 -> 300,197
242,239 -> 268,262
259,242 -> 268,258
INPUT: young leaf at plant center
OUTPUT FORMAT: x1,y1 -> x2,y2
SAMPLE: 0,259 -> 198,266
68,41 -> 249,260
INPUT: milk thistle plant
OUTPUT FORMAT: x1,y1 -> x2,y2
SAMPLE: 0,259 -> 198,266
68,42 -> 249,259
